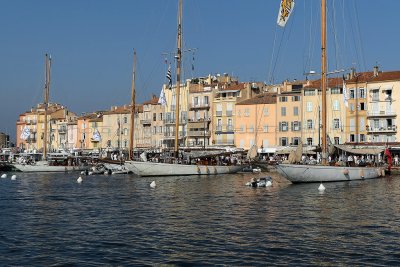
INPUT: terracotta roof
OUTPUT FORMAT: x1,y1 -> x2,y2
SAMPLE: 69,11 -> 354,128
143,96 -> 159,105
345,70 -> 400,83
303,77 -> 344,89
218,82 -> 246,91
236,93 -> 277,105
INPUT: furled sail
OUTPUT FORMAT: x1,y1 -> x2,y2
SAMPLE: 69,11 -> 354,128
288,141 -> 302,164
246,145 -> 258,161
277,0 -> 295,27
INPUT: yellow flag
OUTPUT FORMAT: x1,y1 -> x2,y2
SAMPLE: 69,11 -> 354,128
277,0 -> 295,27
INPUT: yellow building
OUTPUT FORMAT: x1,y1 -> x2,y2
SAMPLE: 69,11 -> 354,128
235,93 -> 277,150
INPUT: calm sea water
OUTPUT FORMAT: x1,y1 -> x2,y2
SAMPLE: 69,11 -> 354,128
1,171 -> 400,266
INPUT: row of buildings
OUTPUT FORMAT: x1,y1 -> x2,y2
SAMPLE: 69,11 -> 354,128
15,67 -> 400,153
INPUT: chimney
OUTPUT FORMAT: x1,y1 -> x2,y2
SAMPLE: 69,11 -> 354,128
373,65 -> 379,77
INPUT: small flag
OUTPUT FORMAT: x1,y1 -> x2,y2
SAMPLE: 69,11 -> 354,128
166,64 -> 172,89
92,129 -> 101,142
343,77 -> 348,107
20,127 -> 31,140
277,0 -> 295,27
158,88 -> 167,106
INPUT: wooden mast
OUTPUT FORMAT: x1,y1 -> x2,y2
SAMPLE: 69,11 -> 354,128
43,54 -> 51,159
174,0 -> 182,158
129,49 -> 136,160
321,0 -> 327,165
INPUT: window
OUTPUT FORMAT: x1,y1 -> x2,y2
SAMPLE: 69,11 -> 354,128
304,90 -> 315,96
359,88 -> 366,99
360,134 -> 366,142
291,121 -> 301,131
307,138 -> 313,146
350,104 -> 355,112
263,125 -> 269,132
307,119 -> 313,129
193,96 -> 199,106
124,140 -> 128,147
280,96 -> 288,102
360,118 -> 365,131
293,106 -> 299,116
153,113 -> 156,121
249,125 -> 254,133
244,108 -> 249,117
240,125 -> 244,132
372,89 -> 379,101
281,107 -> 286,116
333,119 -> 340,129
360,102 -> 366,111
350,119 -> 355,132
333,100 -> 340,111
216,104 -> 223,117
124,116 -> 128,123
159,113 -> 163,121
350,89 -> 355,99
306,102 -> 313,112
350,134 -> 355,142
124,128 -> 128,135
159,126 -> 163,133
280,137 -> 288,146
263,107 -> 269,116
331,88 -> 342,94
334,137 -> 340,145
204,96 -> 209,105
237,109 -> 241,117
291,137 -> 300,146
292,96 -> 300,101
279,122 -> 288,132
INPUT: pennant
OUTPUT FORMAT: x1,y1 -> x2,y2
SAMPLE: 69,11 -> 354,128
277,0 -> 295,27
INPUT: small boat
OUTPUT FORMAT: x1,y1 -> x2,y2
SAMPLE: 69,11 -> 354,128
246,176 -> 272,187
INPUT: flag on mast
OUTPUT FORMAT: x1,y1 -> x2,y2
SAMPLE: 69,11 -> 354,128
166,64 -> 172,89
20,126 -> 31,140
277,0 -> 295,27
343,77 -> 349,107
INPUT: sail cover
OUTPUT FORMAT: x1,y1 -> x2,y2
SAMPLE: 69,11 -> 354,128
277,0 -> 295,27
20,126 -> 31,140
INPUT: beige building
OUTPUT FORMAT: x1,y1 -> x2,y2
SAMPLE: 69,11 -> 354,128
235,93 -> 277,150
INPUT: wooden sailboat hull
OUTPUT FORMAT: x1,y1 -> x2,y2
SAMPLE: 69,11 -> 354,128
276,163 -> 383,183
124,161 -> 243,177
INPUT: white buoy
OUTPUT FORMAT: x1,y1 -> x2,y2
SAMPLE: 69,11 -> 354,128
318,183 -> 325,192
266,180 -> 272,187
1,174 -> 7,179
80,171 -> 85,175
150,181 -> 156,188
77,176 -> 83,183
11,175 -> 17,180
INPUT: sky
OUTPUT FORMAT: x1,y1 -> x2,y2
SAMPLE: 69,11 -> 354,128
1,0 -> 400,142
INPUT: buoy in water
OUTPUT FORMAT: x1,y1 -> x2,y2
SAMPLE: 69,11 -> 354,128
150,181 -> 156,188
318,183 -> 325,192
11,175 -> 17,180
1,174 -> 7,179
77,176 -> 83,183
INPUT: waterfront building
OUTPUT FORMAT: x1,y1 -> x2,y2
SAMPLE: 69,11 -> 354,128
276,81 -> 303,147
49,108 -> 77,151
0,132 -> 10,148
136,95 -> 164,150
76,112 -> 104,150
16,103 -> 74,152
212,80 -> 264,146
235,93 -> 278,150
302,77 -> 347,146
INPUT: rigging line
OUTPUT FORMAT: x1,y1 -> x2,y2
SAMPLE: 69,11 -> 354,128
275,13 -> 296,80
353,0 -> 367,71
329,0 -> 341,71
349,0 -> 362,72
267,25 -> 278,84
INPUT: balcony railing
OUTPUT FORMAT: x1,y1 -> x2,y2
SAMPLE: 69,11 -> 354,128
163,131 -> 185,138
163,119 -> 187,125
189,103 -> 210,110
216,111 -> 222,117
188,130 -> 211,137
226,110 -> 233,117
366,125 -> 397,133
58,127 -> 67,133
367,111 -> 397,117
140,119 -> 151,125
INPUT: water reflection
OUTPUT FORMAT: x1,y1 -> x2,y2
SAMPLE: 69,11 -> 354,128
0,172 -> 399,265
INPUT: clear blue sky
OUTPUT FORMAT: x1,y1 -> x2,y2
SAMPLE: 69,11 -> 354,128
1,0 -> 400,142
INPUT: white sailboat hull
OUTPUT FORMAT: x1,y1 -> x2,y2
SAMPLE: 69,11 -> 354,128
276,163 -> 383,183
124,161 -> 243,177
12,161 -> 88,172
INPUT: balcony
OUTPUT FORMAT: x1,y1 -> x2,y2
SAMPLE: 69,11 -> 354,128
189,103 -> 210,110
366,125 -> 397,133
226,110 -> 233,117
163,119 -> 187,125
188,130 -> 211,137
216,111 -> 222,117
163,131 -> 185,139
140,119 -> 151,125
58,127 -> 67,133
367,111 -> 397,118
26,120 -> 37,125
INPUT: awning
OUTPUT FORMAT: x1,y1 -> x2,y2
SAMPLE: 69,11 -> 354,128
334,145 -> 384,155
276,146 -> 316,155
258,147 -> 277,153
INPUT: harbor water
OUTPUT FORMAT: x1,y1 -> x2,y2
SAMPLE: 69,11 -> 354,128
1,172 -> 400,266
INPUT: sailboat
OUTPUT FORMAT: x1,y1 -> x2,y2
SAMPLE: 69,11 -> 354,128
275,0 -> 382,183
124,0 -> 242,176
13,54 -> 87,172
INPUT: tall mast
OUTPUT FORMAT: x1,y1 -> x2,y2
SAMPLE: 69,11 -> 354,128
321,0 -> 327,165
43,54 -> 51,159
174,0 -> 183,158
129,49 -> 136,160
